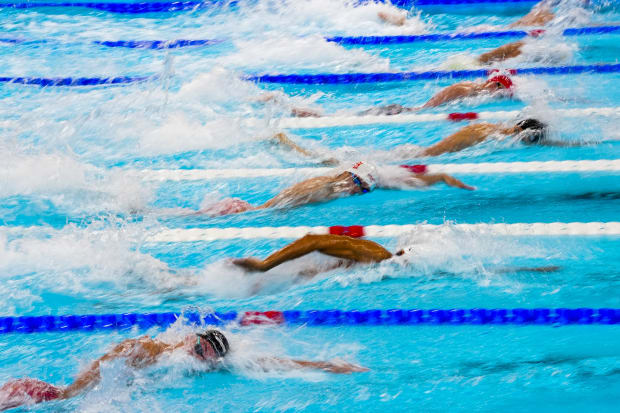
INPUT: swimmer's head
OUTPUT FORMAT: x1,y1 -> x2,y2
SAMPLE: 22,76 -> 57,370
515,118 -> 548,144
484,75 -> 513,93
194,329 -> 229,361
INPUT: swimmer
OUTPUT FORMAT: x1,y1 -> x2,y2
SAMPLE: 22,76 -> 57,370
272,118 -> 578,161
0,329 -> 366,410
359,73 -> 515,115
379,0 -> 553,28
378,1 -> 554,66
200,160 -> 474,216
233,233 -> 560,275
273,72 -> 514,117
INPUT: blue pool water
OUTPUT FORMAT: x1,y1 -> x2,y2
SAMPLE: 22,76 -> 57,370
1,0 -> 620,411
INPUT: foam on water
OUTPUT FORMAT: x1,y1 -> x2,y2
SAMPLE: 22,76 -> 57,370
216,36 -> 393,74
0,145 -> 153,212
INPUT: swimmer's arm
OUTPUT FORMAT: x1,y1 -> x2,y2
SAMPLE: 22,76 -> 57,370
421,83 -> 478,109
477,41 -> 524,65
233,234 -> 392,272
62,337 -> 164,398
263,357 -> 369,374
537,139 -> 589,147
495,265 -> 560,274
270,133 -> 340,166
414,173 -> 475,190
378,10 -> 406,26
380,173 -> 475,191
508,2 -> 554,28
255,92 -> 322,117
291,107 -> 322,118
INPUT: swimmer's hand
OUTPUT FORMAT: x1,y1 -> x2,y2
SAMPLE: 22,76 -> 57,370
416,173 -> 475,191
232,257 -> 267,272
378,10 -> 406,26
442,174 -> 475,191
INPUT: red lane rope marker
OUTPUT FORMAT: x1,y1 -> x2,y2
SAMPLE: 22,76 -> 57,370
328,225 -> 365,238
447,112 -> 479,121
241,311 -> 285,326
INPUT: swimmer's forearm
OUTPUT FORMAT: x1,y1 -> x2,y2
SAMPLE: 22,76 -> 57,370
289,359 -> 369,374
271,133 -> 318,158
477,41 -> 524,64
495,265 -> 560,274
539,140 -> 587,147
61,362 -> 102,398
415,173 -> 475,190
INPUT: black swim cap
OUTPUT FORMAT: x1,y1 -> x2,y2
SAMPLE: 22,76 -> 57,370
516,118 -> 547,143
197,329 -> 230,358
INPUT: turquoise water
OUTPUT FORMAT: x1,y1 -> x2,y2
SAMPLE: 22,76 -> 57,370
1,0 -> 620,411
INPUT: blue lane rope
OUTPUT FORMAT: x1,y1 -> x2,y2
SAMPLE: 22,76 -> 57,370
93,39 -> 222,49
0,0 -> 537,14
246,63 -> 620,84
3,63 -> 619,87
3,63 -> 620,87
0,76 -> 150,86
327,26 -> 620,45
2,308 -> 620,334
0,1 -> 216,13
90,25 -> 620,49
2,24 -> 617,49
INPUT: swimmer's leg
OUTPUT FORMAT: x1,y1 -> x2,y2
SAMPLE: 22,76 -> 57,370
233,234 -> 392,272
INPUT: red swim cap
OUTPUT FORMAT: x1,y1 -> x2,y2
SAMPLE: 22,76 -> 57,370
488,75 -> 513,90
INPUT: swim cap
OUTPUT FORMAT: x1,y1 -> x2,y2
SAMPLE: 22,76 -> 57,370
347,161 -> 378,191
488,75 -> 513,90
516,118 -> 547,144
197,329 -> 230,358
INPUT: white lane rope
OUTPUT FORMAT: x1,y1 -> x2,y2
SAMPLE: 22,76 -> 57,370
273,107 -> 620,129
146,222 -> 620,242
136,159 -> 620,182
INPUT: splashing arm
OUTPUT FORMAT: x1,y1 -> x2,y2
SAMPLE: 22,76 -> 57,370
508,2 -> 554,28
62,337 -> 170,398
260,357 -> 369,374
270,133 -> 339,166
478,41 -> 525,65
406,173 -> 475,191
233,234 -> 393,272
421,82 -> 481,109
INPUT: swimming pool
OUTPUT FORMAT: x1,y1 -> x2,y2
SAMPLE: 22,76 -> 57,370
1,0 -> 620,411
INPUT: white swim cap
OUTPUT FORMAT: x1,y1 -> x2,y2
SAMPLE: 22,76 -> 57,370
347,161 -> 379,191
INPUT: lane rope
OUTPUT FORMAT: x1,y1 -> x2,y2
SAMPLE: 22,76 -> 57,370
273,107 -> 620,129
4,64 -> 620,88
147,222 -> 620,242
0,25 -> 602,50
0,76 -> 149,87
0,0 -> 536,14
94,39 -> 223,49
327,26 -> 620,45
136,159 -> 620,182
2,308 -> 618,334
246,64 -> 620,84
